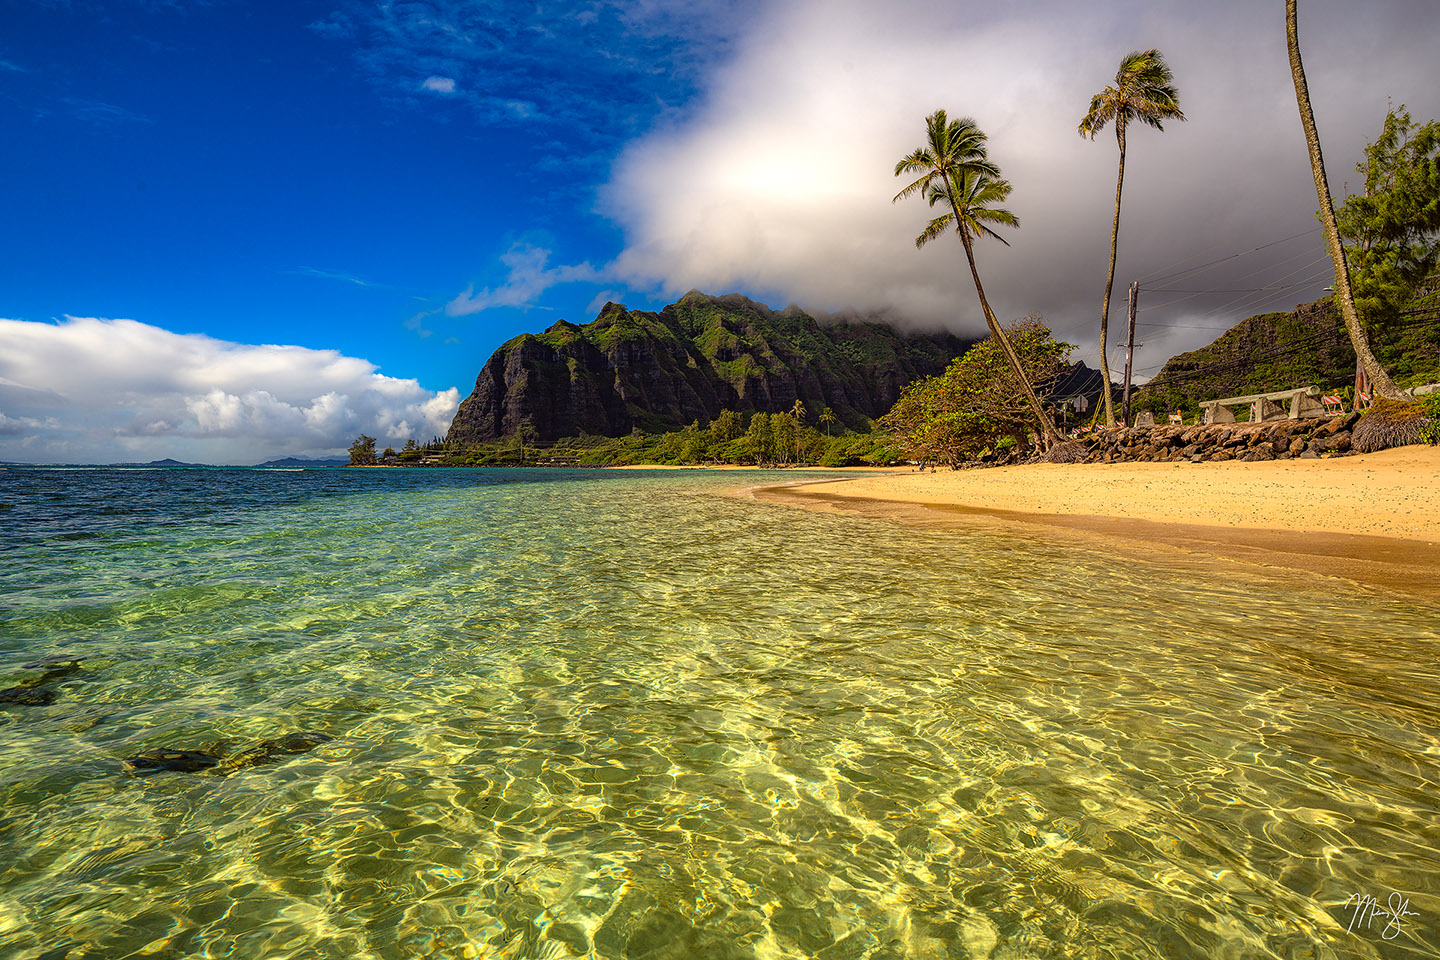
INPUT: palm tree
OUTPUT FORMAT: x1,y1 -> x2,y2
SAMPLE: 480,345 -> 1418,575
818,407 -> 837,437
894,111 -> 1061,449
789,399 -> 807,462
1285,0 -> 1401,399
1079,49 -> 1185,426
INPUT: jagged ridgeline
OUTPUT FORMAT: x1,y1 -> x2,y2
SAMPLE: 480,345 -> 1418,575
446,291 -> 973,442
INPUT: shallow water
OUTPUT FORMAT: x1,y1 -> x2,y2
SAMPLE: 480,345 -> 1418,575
1,467 -> 1437,960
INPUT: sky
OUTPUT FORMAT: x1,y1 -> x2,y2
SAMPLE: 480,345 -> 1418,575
2,0 -> 1437,463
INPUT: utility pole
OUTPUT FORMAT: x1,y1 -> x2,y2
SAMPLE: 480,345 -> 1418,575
1122,281 -> 1139,426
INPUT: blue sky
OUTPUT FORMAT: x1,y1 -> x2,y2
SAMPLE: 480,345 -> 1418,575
1,0 -> 726,390
2,0 -> 1436,462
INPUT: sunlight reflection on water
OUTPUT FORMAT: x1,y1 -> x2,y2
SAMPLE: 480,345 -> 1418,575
1,467 -> 1437,959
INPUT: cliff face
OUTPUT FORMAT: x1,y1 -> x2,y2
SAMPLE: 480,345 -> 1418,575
446,291 -> 972,442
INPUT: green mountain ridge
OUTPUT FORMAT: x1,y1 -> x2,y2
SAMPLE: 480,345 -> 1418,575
1135,295 -> 1440,416
446,290 -> 974,443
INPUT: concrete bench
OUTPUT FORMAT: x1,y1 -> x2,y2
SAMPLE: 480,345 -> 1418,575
1202,386 -> 1326,424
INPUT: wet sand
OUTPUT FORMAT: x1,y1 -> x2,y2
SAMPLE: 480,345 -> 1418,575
753,446 -> 1440,601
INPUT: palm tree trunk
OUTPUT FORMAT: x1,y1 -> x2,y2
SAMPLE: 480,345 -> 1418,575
957,230 -> 1062,449
1286,0 -> 1402,399
1098,125 -> 1127,426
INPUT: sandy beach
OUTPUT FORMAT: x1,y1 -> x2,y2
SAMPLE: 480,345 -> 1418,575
605,464 -> 912,472
756,446 -> 1440,600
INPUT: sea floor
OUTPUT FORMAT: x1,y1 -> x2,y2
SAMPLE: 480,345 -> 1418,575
1,466 -> 1437,959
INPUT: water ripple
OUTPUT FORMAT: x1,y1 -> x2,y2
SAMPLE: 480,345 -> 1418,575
1,467 -> 1437,959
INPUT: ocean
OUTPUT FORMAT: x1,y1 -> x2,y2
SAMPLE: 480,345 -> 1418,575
1,466 -> 1437,959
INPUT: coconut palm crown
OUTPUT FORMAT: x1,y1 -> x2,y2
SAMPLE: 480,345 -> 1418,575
1079,49 -> 1185,426
893,110 -> 1060,449
1078,49 -> 1184,141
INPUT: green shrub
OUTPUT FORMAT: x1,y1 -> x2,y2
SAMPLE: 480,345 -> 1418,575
1420,393 -> 1440,444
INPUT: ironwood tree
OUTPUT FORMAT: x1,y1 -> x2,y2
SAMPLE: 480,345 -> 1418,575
347,434 -> 377,466
1335,106 -> 1440,333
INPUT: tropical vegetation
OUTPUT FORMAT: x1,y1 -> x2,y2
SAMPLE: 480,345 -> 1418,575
893,110 -> 1061,449
880,320 -> 1071,467
1079,48 -> 1185,426
363,412 -> 904,469
347,434 -> 377,466
1335,106 -> 1440,335
1285,0 -> 1403,399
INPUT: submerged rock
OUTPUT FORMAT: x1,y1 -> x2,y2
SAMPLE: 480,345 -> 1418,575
0,686 -> 59,706
0,654 -> 89,706
271,731 -> 334,753
121,731 -> 333,776
22,654 -> 84,671
216,731 -> 335,771
122,749 -> 221,774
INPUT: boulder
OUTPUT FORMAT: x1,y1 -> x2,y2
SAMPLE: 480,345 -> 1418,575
0,686 -> 58,706
122,749 -> 221,775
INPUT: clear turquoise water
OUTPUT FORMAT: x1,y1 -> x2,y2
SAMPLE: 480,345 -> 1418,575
1,466 -> 1437,960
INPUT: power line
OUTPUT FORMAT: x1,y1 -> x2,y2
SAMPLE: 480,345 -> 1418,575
1142,273 -> 1331,310
1136,312 -> 1439,386
1167,256 -> 1333,327
1141,228 -> 1322,288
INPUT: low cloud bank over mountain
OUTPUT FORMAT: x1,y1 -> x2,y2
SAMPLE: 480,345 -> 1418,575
604,0 -> 1440,373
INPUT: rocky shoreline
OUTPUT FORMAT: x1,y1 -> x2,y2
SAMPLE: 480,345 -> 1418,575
1077,413 -> 1360,463
1011,413 -> 1366,467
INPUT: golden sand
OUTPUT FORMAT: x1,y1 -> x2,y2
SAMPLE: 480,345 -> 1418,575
755,446 -> 1440,600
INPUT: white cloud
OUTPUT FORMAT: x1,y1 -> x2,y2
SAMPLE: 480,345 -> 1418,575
0,317 -> 460,464
600,0 -> 1440,373
446,243 -> 604,315
422,75 -> 456,94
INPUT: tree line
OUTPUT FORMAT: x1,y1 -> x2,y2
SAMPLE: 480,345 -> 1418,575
887,2 -> 1437,460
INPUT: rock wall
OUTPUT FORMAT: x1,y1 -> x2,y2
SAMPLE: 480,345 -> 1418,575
1049,413 -> 1363,465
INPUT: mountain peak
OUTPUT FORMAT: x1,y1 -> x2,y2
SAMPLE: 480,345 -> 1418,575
445,293 -> 973,442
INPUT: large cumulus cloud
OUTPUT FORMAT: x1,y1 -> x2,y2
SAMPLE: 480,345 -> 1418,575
602,0 -> 1440,377
0,316 -> 460,464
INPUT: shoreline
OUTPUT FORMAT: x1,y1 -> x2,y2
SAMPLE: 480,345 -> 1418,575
752,446 -> 1440,602
605,463 -> 910,472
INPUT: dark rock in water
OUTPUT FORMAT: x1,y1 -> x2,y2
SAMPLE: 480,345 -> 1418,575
35,664 -> 82,685
272,731 -> 333,752
209,731 -> 335,772
122,749 -> 220,774
35,946 -> 82,960
23,654 -> 84,670
0,685 -> 58,706
0,655 -> 87,706
122,732 -> 332,776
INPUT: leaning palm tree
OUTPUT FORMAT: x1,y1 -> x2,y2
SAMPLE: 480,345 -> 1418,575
1079,49 -> 1185,426
894,110 -> 1061,449
1285,0 -> 1401,399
